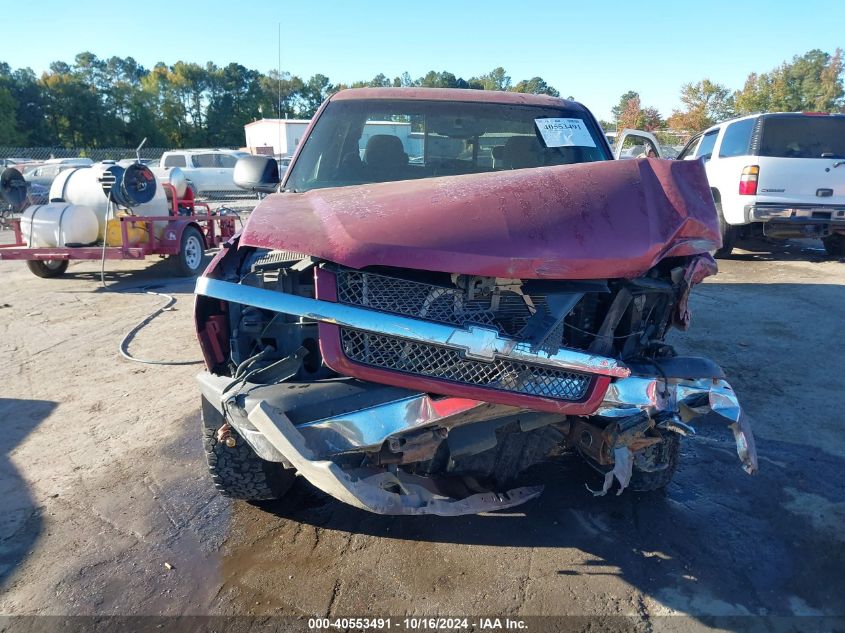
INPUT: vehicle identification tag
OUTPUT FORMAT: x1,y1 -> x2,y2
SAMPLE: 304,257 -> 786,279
535,118 -> 597,148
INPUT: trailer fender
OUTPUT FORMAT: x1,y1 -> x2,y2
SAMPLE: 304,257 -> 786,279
164,220 -> 208,250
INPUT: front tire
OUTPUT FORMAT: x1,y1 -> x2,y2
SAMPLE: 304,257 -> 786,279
629,430 -> 681,492
712,203 -> 736,258
170,226 -> 205,277
822,233 -> 845,258
201,396 -> 296,501
27,259 -> 69,278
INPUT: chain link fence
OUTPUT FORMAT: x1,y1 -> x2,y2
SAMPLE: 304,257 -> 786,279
0,146 -> 262,213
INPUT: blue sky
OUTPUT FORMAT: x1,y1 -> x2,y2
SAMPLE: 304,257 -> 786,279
2,0 -> 842,120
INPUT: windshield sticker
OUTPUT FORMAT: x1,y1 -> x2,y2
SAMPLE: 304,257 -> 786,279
535,118 -> 597,148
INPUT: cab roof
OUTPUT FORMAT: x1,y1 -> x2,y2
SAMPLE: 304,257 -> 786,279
329,87 -> 584,111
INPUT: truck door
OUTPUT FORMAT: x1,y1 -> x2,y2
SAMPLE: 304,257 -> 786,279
614,129 -> 663,160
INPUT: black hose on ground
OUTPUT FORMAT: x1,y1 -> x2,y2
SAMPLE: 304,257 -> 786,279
118,285 -> 203,366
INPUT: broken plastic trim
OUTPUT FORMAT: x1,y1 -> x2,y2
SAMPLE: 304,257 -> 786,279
195,276 -> 630,379
248,401 -> 543,515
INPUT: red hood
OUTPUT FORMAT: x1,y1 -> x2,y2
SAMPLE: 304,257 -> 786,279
239,158 -> 719,280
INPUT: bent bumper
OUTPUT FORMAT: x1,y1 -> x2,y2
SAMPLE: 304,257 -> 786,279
197,371 -> 516,460
197,364 -> 757,514
247,401 -> 543,516
195,276 -> 756,515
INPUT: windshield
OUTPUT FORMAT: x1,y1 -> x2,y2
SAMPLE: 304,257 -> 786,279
760,115 -> 845,158
285,99 -> 610,192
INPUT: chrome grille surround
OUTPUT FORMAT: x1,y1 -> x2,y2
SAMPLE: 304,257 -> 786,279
195,276 -> 630,379
340,328 -> 591,402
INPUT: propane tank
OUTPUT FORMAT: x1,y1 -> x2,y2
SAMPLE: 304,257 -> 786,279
49,163 -> 169,239
20,204 -> 100,247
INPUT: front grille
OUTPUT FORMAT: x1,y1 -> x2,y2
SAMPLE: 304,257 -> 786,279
340,328 -> 591,402
336,269 -> 540,336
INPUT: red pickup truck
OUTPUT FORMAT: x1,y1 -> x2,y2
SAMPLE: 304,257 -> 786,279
193,88 -> 757,516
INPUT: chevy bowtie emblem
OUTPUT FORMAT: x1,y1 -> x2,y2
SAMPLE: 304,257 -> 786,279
446,325 -> 504,361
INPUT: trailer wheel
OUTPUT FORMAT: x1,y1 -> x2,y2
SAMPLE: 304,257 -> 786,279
201,396 -> 296,501
171,226 -> 205,277
27,259 -> 69,278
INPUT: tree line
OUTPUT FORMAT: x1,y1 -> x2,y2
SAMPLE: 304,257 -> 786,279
0,57 -> 559,149
1,48 -> 842,150
610,48 -> 844,135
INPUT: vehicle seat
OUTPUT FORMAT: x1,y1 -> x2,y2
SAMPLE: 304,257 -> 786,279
363,135 -> 408,180
503,136 -> 545,169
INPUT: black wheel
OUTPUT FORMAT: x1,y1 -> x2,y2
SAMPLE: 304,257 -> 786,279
629,430 -> 681,492
712,203 -> 736,258
170,226 -> 205,277
27,259 -> 69,278
201,396 -> 296,501
822,233 -> 845,258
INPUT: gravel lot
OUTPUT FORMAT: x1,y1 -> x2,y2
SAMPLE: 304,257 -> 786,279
1,237 -> 843,630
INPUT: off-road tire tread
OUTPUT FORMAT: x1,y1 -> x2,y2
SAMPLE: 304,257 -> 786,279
201,398 -> 295,501
629,432 -> 681,492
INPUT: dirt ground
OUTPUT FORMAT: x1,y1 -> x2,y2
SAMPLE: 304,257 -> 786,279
1,237 -> 843,630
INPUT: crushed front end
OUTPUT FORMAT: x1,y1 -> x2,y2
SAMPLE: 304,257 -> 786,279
194,159 -> 757,515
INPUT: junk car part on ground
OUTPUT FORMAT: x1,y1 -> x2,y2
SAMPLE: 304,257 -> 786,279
194,88 -> 757,516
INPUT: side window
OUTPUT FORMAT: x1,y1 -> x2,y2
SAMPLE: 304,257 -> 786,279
163,154 -> 186,168
194,153 -> 217,168
695,130 -> 719,160
677,135 -> 701,160
218,154 -> 237,168
718,119 -> 755,158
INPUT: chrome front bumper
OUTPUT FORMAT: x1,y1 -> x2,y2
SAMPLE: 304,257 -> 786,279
197,371 -> 516,460
195,276 -> 757,514
197,367 -> 757,514
247,401 -> 543,516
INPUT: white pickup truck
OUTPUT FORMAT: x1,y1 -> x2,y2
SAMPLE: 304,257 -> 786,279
676,113 -> 845,257
154,149 -> 250,196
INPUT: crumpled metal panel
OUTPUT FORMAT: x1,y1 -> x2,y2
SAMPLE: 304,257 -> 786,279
239,158 -> 721,280
248,401 -> 543,516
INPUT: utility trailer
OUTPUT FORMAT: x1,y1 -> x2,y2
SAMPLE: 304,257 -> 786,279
0,177 -> 237,278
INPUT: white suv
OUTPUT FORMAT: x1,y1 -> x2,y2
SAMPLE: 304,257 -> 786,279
156,149 -> 250,195
678,113 -> 845,257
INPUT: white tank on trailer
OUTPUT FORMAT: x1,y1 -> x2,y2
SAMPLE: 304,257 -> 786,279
20,203 -> 100,247
49,163 -> 169,239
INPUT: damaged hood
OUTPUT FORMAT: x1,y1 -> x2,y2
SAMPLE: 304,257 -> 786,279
240,158 -> 720,279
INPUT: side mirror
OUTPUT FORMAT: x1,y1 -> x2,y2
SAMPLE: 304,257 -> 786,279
234,156 -> 280,193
